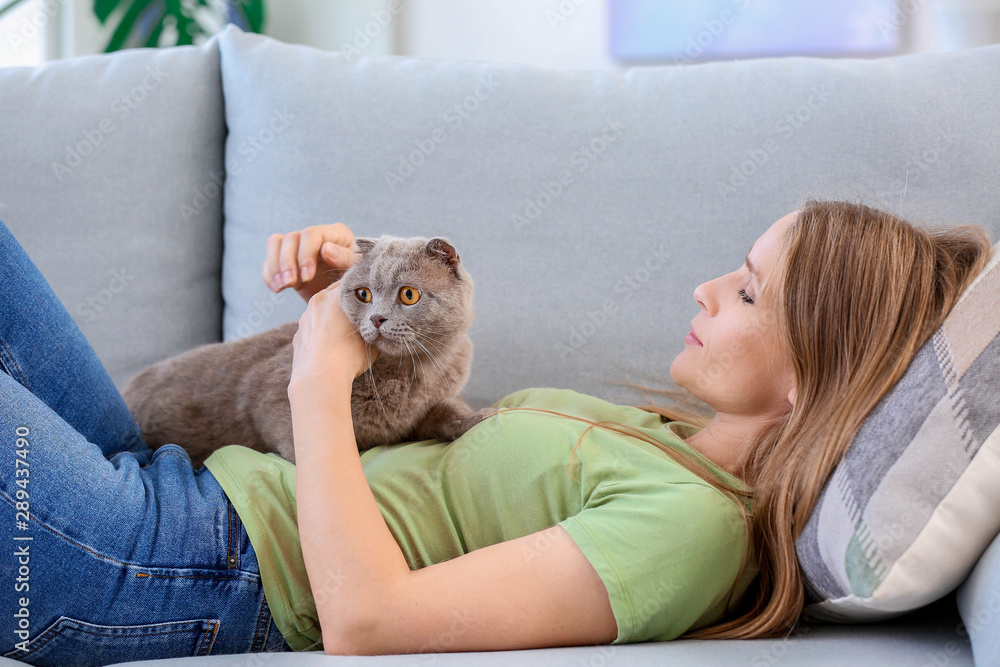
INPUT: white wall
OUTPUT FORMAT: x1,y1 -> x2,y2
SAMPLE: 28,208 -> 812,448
399,0 -> 1000,69
62,0 -> 398,58
402,0 -> 616,69
0,0 -> 49,65
47,0 -> 1000,66
258,0 -> 396,56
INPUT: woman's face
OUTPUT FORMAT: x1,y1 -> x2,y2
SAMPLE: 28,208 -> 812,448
670,212 -> 797,420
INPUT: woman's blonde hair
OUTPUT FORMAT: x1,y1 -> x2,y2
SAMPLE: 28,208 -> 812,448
507,198 -> 994,639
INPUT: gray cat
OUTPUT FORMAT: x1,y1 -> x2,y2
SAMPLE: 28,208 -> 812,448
122,235 -> 497,466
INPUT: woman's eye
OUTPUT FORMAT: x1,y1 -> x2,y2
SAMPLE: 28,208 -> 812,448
356,288 -> 372,303
738,288 -> 755,305
398,286 -> 420,305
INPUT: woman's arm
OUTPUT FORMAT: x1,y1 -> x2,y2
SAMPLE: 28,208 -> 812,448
289,285 -> 618,655
290,381 -> 618,655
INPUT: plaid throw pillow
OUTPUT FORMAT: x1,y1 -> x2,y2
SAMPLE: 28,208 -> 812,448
795,241 -> 1000,622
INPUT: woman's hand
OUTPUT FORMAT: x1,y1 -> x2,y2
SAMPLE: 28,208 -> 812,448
289,281 -> 379,394
263,223 -> 361,303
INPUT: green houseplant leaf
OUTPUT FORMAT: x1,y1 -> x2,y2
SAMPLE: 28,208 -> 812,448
92,0 -> 266,52
0,0 -> 31,20
93,0 -> 120,23
104,0 -> 155,52
235,0 -> 264,33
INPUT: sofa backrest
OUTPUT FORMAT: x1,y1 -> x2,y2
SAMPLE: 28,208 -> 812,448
215,27 -> 1000,411
0,40 -> 225,391
2,30 -> 998,410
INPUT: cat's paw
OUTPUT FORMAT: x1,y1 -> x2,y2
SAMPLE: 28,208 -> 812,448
458,406 -> 500,434
476,406 -> 501,421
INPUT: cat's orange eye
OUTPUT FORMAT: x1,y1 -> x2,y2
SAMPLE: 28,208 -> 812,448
355,288 -> 372,303
398,286 -> 420,305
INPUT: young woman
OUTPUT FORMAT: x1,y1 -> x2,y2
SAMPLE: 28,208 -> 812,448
0,199 -> 990,663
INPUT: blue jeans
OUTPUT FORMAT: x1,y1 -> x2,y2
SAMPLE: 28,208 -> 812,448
0,219 -> 293,666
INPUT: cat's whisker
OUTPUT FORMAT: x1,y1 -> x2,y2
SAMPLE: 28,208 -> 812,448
411,337 -> 447,359
363,348 -> 375,400
410,330 -> 459,354
413,322 -> 484,338
411,333 -> 465,374
401,339 -> 418,395
413,328 -> 462,341
403,322 -> 455,332
408,331 -> 459,380
408,339 -> 432,406
397,322 -> 459,337
407,326 -> 458,346
411,339 -> 452,357
411,337 -> 460,392
407,324 -> 452,339
365,343 -> 388,416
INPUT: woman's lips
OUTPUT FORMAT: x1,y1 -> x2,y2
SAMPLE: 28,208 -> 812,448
685,329 -> 703,346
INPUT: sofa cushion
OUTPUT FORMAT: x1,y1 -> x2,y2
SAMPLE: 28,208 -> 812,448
957,525 -> 1000,666
0,39 -> 226,392
215,26 -> 1000,415
104,592 -> 973,665
797,244 -> 1000,621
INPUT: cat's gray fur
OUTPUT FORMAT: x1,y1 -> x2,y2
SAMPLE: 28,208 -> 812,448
122,235 -> 496,466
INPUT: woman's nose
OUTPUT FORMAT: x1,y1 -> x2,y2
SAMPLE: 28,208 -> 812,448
693,279 -> 718,316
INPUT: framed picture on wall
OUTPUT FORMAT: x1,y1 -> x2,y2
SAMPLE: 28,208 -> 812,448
610,0 -> 902,64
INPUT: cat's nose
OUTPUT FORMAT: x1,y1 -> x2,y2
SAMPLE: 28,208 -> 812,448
370,314 -> 387,329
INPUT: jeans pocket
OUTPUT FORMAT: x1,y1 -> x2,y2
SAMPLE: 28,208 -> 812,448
3,615 -> 220,666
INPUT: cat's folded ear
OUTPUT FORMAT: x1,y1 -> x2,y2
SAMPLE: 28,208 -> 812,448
354,238 -> 378,254
425,238 -> 462,276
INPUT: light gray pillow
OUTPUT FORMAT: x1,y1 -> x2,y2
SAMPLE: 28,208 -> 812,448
0,39 -> 225,391
796,244 -> 1000,621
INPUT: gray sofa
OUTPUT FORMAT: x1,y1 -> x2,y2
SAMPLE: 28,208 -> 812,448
1,24 -> 998,666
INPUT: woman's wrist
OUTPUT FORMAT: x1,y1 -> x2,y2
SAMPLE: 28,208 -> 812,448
288,373 -> 355,459
288,369 -> 355,402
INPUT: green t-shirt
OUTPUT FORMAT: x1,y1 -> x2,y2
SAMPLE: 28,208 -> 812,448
204,387 -> 758,652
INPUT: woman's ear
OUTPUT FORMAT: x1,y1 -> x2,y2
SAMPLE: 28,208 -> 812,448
788,385 -> 797,407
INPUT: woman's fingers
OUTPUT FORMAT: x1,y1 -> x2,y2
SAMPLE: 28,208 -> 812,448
297,224 -> 355,283
263,233 -> 286,291
316,224 -> 357,268
262,224 -> 357,293
262,231 -> 301,292
277,231 -> 302,289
